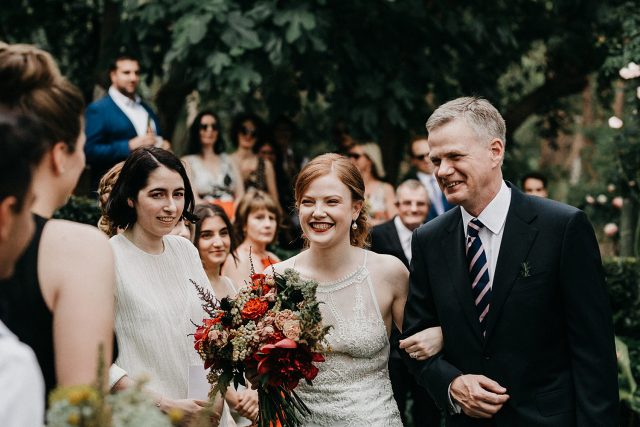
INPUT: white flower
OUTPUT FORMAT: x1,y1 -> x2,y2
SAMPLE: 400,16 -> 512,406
604,223 -> 619,237
597,194 -> 608,204
608,116 -> 623,129
630,181 -> 637,187
585,195 -> 595,204
637,86 -> 640,100
620,62 -> 640,80
607,184 -> 616,193
612,197 -> 624,209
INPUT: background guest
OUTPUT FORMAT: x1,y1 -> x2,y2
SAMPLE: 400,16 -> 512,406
521,171 -> 549,198
0,112 -> 46,426
223,189 -> 281,288
182,110 -> 244,218
84,55 -> 169,193
369,179 -> 442,426
402,136 -> 454,221
193,204 -> 259,425
229,112 -> 280,210
347,141 -> 397,226
0,43 -> 115,400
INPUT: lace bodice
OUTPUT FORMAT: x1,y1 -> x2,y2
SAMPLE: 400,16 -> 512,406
295,251 -> 402,426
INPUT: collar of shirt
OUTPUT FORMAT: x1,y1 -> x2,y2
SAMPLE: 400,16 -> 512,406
108,86 -> 141,108
461,181 -> 511,236
393,215 -> 414,262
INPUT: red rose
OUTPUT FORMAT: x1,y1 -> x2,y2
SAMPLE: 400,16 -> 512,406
241,298 -> 269,320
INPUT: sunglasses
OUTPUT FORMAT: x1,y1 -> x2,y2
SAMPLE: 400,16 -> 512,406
412,153 -> 430,161
347,152 -> 363,160
199,123 -> 218,131
240,126 -> 257,137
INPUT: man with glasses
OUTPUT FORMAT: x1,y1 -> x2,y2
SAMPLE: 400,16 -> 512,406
84,55 -> 169,193
403,136 -> 454,221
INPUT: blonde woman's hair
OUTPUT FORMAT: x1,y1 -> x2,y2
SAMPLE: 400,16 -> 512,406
358,142 -> 386,180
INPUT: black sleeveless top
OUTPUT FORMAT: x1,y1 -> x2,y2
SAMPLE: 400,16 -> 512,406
0,214 -> 119,402
0,214 -> 56,397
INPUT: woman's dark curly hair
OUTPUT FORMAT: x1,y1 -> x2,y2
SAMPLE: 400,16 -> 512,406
186,110 -> 225,155
106,147 -> 198,229
229,112 -> 266,153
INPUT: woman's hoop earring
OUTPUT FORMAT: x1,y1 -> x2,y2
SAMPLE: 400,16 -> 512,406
351,221 -> 358,230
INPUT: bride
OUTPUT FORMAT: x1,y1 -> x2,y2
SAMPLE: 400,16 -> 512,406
271,153 -> 443,425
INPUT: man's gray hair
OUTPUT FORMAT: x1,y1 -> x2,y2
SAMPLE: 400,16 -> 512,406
425,97 -> 506,146
396,179 -> 430,205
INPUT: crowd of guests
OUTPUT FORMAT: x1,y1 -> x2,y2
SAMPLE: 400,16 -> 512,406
1,41 -> 609,427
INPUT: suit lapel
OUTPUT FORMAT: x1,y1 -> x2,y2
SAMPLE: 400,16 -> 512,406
484,187 -> 538,341
442,210 -> 484,343
385,220 -> 409,267
107,95 -> 140,136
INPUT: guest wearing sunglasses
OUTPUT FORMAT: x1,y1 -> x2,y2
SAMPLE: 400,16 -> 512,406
347,142 -> 397,226
229,112 -> 281,211
401,136 -> 454,221
182,111 -> 244,219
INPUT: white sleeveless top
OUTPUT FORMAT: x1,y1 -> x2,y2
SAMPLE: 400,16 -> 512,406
294,250 -> 402,426
183,153 -> 239,202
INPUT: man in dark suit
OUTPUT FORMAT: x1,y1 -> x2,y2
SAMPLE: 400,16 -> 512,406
370,179 -> 442,426
84,55 -> 167,192
403,136 -> 454,221
401,97 -> 618,426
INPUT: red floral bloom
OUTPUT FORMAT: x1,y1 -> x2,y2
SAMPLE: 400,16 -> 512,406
241,298 -> 269,320
250,273 -> 272,295
254,339 -> 325,391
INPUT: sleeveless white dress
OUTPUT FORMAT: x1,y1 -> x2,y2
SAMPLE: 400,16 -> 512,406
294,250 -> 403,426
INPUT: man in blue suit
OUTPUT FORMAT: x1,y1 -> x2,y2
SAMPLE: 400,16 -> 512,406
84,55 -> 167,192
402,136 -> 454,221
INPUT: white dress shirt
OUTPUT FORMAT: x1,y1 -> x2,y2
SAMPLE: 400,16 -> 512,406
417,171 -> 445,215
393,215 -> 414,263
448,181 -> 511,413
460,181 -> 511,290
0,320 -> 44,426
108,86 -> 155,137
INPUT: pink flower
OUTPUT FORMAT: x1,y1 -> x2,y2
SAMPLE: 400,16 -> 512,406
282,320 -> 302,341
612,197 -> 624,209
604,223 -> 618,237
274,309 -> 298,329
585,195 -> 595,204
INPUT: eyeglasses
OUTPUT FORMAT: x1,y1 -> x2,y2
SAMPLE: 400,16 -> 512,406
240,126 -> 257,137
347,152 -> 363,160
412,153 -> 430,161
200,123 -> 218,131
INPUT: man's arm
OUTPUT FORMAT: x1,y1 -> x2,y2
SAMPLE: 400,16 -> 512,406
400,229 -> 462,409
560,211 -> 619,425
84,103 -> 131,164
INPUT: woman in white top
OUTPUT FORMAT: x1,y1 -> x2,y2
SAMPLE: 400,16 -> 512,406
193,204 -> 259,426
182,111 -> 244,219
106,147 -> 227,425
269,153 -> 443,426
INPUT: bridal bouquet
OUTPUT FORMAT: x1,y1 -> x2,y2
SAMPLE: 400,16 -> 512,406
193,267 -> 330,427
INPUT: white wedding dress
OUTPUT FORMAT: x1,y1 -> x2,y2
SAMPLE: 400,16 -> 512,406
294,250 -> 403,426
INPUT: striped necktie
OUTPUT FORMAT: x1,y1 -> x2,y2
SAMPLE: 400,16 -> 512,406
466,218 -> 491,335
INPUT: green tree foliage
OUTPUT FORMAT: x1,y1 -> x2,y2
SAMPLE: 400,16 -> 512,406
0,0 -> 635,179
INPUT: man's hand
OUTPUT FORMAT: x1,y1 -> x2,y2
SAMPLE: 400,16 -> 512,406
450,374 -> 509,418
128,134 -> 156,150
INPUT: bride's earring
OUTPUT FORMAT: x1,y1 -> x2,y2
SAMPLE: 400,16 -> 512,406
351,220 -> 358,230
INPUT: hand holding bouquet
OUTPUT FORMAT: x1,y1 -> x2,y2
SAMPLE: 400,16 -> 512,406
193,267 -> 330,427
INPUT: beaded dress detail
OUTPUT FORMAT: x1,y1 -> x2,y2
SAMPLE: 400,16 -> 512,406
295,250 -> 402,426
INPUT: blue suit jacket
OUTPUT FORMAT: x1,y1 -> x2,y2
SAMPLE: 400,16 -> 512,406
84,94 -> 161,190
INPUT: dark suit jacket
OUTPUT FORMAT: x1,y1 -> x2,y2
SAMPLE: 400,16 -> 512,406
370,218 -> 409,269
402,168 -> 454,221
84,94 -> 161,190
401,183 -> 619,426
